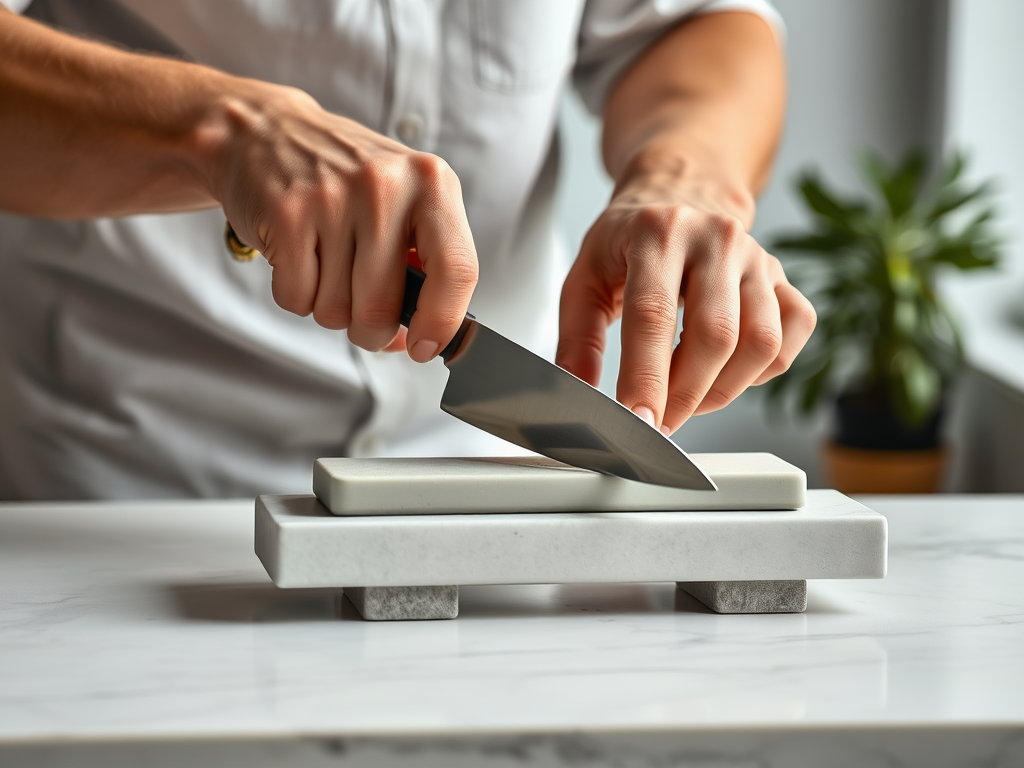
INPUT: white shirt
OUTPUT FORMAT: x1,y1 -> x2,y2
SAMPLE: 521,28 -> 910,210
0,0 -> 780,499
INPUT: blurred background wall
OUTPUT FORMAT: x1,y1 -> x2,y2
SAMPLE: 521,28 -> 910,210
557,0 -> 1024,490
942,0 -> 1024,491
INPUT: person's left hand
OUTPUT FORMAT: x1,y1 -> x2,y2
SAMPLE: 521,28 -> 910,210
556,170 -> 816,436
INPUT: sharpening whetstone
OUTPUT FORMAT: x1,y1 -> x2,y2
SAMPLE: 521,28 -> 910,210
255,490 -> 887,589
313,453 -> 806,515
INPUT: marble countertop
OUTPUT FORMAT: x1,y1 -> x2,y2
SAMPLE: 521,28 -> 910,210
1,495 -> 1023,762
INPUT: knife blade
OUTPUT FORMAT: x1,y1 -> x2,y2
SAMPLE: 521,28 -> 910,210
401,265 -> 716,491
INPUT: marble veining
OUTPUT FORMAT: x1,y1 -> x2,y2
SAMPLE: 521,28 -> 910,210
1,496 -> 1023,767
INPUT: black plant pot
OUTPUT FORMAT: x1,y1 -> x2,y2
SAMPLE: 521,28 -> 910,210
834,392 -> 943,451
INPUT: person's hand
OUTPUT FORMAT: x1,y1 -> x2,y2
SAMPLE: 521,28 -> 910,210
556,170 -> 816,435
212,85 -> 478,361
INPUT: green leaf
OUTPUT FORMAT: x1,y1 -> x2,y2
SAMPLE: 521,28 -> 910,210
939,150 -> 966,187
927,181 -> 993,223
797,174 -> 867,232
941,305 -> 965,363
863,150 -> 927,219
893,296 -> 919,336
889,347 -> 942,427
799,359 -> 833,414
965,207 -> 996,230
928,242 -> 998,270
770,231 -> 857,253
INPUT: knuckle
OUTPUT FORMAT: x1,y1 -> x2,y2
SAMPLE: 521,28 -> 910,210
313,302 -> 351,331
562,283 -> 619,329
766,253 -> 786,275
578,220 -> 618,271
633,205 -> 671,231
626,292 -> 678,332
771,349 -> 798,375
271,281 -> 313,317
556,334 -> 604,362
359,157 -> 405,202
355,299 -> 400,334
708,213 -> 746,245
267,195 -> 305,232
412,153 -> 455,189
441,249 -> 479,288
627,368 -> 666,402
631,205 -> 683,248
346,327 -> 385,352
799,299 -> 818,333
310,175 -> 344,211
700,386 -> 736,412
694,313 -> 739,355
348,323 -> 396,352
745,323 -> 783,360
666,388 -> 702,418
280,85 -> 319,111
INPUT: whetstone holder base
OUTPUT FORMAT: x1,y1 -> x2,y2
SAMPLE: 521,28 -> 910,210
255,455 -> 886,622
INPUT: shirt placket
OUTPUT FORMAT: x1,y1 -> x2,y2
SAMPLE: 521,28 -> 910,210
383,0 -> 440,152
348,0 -> 441,458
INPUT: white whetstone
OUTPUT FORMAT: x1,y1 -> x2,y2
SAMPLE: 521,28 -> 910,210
313,453 -> 806,515
255,490 -> 887,590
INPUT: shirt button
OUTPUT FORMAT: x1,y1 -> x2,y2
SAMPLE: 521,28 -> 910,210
396,113 -> 425,146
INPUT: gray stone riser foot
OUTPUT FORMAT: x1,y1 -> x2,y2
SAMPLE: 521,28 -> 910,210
678,580 -> 808,613
342,586 -> 459,621
341,581 -> 806,620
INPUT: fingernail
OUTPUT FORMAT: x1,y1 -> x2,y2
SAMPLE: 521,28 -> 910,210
632,406 -> 656,429
410,339 -> 439,363
660,425 -> 673,437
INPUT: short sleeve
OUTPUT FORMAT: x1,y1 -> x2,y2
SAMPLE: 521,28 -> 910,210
573,0 -> 784,115
1,0 -> 33,12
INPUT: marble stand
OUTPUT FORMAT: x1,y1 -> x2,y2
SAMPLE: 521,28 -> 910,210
255,490 -> 886,621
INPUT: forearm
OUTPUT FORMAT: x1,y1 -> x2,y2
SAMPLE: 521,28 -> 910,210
0,7 -> 482,361
0,7 -> 253,218
601,11 -> 785,227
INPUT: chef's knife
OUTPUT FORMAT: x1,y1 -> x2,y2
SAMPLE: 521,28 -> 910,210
401,265 -> 716,491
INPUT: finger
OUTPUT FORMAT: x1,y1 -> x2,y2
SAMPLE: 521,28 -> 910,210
406,155 -> 478,362
753,280 -> 816,384
346,158 -> 410,351
556,226 -> 621,387
348,209 -> 406,352
312,220 -> 355,330
690,264 -> 782,417
260,200 -> 320,317
615,233 -> 685,427
383,327 -> 408,353
661,258 -> 740,432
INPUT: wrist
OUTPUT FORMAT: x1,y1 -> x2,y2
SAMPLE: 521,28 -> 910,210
183,72 -> 306,207
613,142 -> 756,228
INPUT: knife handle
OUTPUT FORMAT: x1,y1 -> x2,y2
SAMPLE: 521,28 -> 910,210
400,263 -> 426,329
401,263 -> 474,361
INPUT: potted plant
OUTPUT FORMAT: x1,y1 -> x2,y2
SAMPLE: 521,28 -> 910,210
767,150 -> 1002,493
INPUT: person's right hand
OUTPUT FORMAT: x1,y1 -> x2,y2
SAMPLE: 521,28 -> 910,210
211,85 -> 478,362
